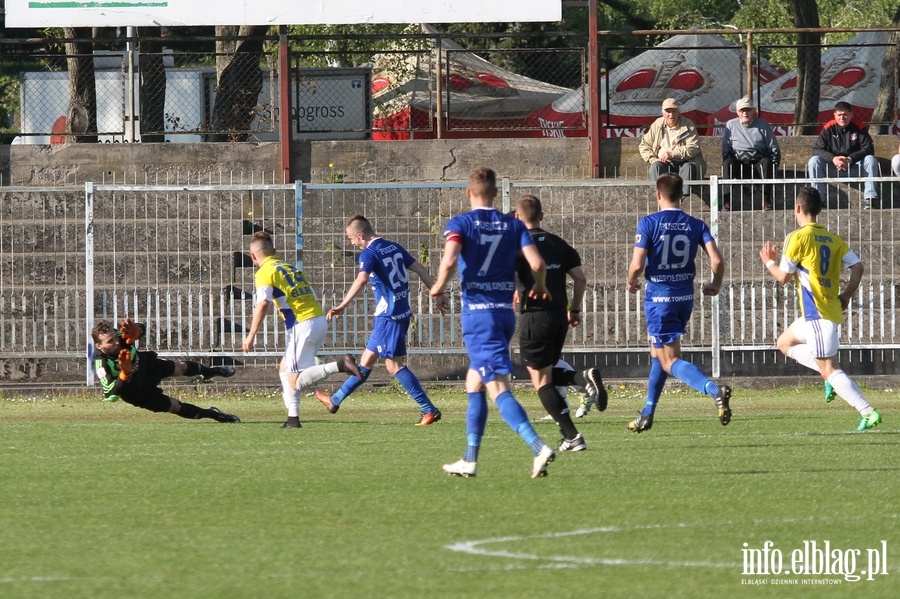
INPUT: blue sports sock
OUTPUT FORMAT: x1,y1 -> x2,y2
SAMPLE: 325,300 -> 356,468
495,390 -> 540,447
394,367 -> 437,413
670,359 -> 719,398
465,391 -> 488,452
643,357 -> 668,418
332,365 -> 371,405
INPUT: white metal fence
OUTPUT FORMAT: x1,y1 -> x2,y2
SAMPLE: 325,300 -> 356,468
1,175 -> 898,383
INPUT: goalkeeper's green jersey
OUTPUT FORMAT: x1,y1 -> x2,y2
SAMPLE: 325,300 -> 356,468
93,322 -> 145,401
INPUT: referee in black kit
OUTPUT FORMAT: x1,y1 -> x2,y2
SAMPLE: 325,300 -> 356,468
514,195 -> 606,452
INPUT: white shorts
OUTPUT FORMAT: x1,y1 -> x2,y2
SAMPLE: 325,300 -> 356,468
788,317 -> 839,359
283,315 -> 327,373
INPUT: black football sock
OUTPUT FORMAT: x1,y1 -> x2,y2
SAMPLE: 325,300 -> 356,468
183,361 -> 221,378
537,384 -> 579,439
177,402 -> 218,420
551,367 -> 577,388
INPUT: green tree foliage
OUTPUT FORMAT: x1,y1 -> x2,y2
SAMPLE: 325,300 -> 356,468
731,0 -> 898,70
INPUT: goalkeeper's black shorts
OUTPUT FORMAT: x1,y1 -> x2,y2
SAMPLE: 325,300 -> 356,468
119,351 -> 178,413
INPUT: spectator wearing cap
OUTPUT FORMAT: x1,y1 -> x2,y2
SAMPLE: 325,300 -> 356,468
638,97 -> 706,197
721,97 -> 781,211
808,101 -> 879,209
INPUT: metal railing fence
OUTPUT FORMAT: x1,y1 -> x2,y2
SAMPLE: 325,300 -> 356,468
2,176 -> 900,384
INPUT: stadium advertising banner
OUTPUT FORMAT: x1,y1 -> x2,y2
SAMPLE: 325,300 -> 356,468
5,0 -> 562,27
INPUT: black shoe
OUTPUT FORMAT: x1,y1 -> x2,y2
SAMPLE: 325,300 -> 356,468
209,406 -> 240,423
210,366 -> 236,378
583,368 -> 608,412
337,354 -> 362,379
715,384 -> 732,426
281,417 -> 301,429
627,413 -> 653,433
558,433 -> 587,452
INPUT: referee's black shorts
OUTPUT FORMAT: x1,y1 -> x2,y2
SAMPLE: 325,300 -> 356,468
120,351 -> 178,413
518,310 -> 569,370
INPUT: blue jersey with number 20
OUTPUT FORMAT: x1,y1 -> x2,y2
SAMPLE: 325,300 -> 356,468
359,237 -> 416,320
634,208 -> 714,302
444,207 -> 534,314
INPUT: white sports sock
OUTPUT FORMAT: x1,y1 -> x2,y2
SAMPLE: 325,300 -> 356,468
786,345 -> 822,373
279,372 -> 301,417
827,370 -> 873,415
293,362 -> 339,391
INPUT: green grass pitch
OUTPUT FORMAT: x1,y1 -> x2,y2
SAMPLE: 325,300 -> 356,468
1,383 -> 898,599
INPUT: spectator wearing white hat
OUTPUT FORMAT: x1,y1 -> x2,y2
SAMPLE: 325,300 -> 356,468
639,97 -> 706,198
721,97 -> 781,211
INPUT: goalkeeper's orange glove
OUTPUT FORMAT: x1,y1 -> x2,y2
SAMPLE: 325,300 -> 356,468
119,318 -> 141,345
118,348 -> 133,381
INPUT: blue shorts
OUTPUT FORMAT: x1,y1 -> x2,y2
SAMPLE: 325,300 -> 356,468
644,299 -> 693,348
461,310 -> 515,383
365,317 -> 409,359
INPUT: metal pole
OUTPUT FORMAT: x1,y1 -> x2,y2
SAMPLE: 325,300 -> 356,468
125,27 -> 136,142
295,180 -> 304,270
709,175 -> 721,379
435,35 -> 444,139
279,26 -> 292,183
588,0 -> 601,178
85,181 -> 95,385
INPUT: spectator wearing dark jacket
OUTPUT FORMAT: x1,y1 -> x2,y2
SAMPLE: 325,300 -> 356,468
807,101 -> 879,208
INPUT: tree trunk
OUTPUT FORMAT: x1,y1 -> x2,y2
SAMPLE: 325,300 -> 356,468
139,27 -> 167,142
210,25 -> 270,142
63,27 -> 98,143
789,0 -> 820,136
872,7 -> 900,134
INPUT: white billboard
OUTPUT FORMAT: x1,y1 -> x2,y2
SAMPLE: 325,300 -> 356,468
5,1 -> 562,28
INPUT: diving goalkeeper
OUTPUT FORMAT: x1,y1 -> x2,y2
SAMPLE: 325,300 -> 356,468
91,318 -> 241,423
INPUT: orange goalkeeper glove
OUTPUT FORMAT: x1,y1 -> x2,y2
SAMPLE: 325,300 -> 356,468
119,319 -> 142,345
118,348 -> 133,381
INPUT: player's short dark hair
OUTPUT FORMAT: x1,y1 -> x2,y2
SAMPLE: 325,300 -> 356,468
515,195 -> 542,221
91,320 -> 114,344
469,167 -> 498,199
834,101 -> 852,113
656,173 -> 684,201
346,214 -> 373,235
796,186 -> 822,216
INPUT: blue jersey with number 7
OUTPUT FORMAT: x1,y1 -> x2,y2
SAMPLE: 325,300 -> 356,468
634,208 -> 714,302
444,207 -> 534,314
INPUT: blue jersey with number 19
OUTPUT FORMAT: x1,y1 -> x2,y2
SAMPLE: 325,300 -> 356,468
634,208 -> 714,302
358,237 -> 416,320
444,207 -> 534,314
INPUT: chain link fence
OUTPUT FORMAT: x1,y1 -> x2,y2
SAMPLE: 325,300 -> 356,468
3,29 -> 900,143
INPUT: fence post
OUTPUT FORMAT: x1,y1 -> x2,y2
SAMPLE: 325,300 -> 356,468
501,177 -> 511,213
295,180 -> 304,270
709,175 -> 721,378
85,181 -> 95,386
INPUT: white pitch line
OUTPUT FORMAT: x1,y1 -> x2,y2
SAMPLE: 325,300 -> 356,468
445,524 -> 736,569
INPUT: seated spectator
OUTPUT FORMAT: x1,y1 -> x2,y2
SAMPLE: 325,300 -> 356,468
639,98 -> 706,197
891,142 -> 900,177
807,101 -> 879,209
721,97 -> 780,211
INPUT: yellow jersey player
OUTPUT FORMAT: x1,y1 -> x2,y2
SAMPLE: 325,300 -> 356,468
242,232 -> 360,428
760,186 -> 882,431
